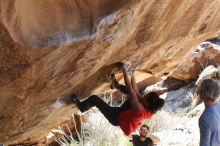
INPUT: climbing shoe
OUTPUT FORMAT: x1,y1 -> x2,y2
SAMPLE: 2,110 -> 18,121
110,73 -> 117,89
71,94 -> 80,105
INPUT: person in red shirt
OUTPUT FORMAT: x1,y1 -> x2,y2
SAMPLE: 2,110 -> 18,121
72,62 -> 165,136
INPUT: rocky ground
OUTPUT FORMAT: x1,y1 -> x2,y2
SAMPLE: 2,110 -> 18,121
155,88 -> 204,146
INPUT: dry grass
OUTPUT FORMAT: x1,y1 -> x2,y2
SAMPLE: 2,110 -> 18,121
143,111 -> 185,133
54,111 -> 131,146
187,90 -> 201,110
53,92 -> 130,146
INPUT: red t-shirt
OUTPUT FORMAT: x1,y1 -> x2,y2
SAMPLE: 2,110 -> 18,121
118,107 -> 153,136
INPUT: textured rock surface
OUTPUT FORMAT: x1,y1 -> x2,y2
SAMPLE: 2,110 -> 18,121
171,40 -> 220,80
1,0 -> 220,144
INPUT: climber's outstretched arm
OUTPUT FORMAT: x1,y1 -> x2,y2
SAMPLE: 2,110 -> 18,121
130,69 -> 142,98
121,65 -> 142,111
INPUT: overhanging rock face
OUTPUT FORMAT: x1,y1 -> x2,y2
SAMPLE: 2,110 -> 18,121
0,0 -> 220,144
1,0 -> 129,47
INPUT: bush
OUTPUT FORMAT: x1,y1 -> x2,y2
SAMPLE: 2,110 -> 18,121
55,109 -> 130,146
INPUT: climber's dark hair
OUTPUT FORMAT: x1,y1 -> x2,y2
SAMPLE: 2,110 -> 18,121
143,92 -> 165,113
140,124 -> 150,131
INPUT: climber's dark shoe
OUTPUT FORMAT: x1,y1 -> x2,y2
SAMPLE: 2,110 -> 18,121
71,94 -> 80,105
110,73 -> 117,89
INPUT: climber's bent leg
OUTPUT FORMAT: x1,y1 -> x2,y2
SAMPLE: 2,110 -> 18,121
78,95 -> 121,126
110,74 -> 128,94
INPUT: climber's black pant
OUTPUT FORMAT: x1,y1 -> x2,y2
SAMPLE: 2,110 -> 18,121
77,80 -> 135,126
78,95 -> 131,126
